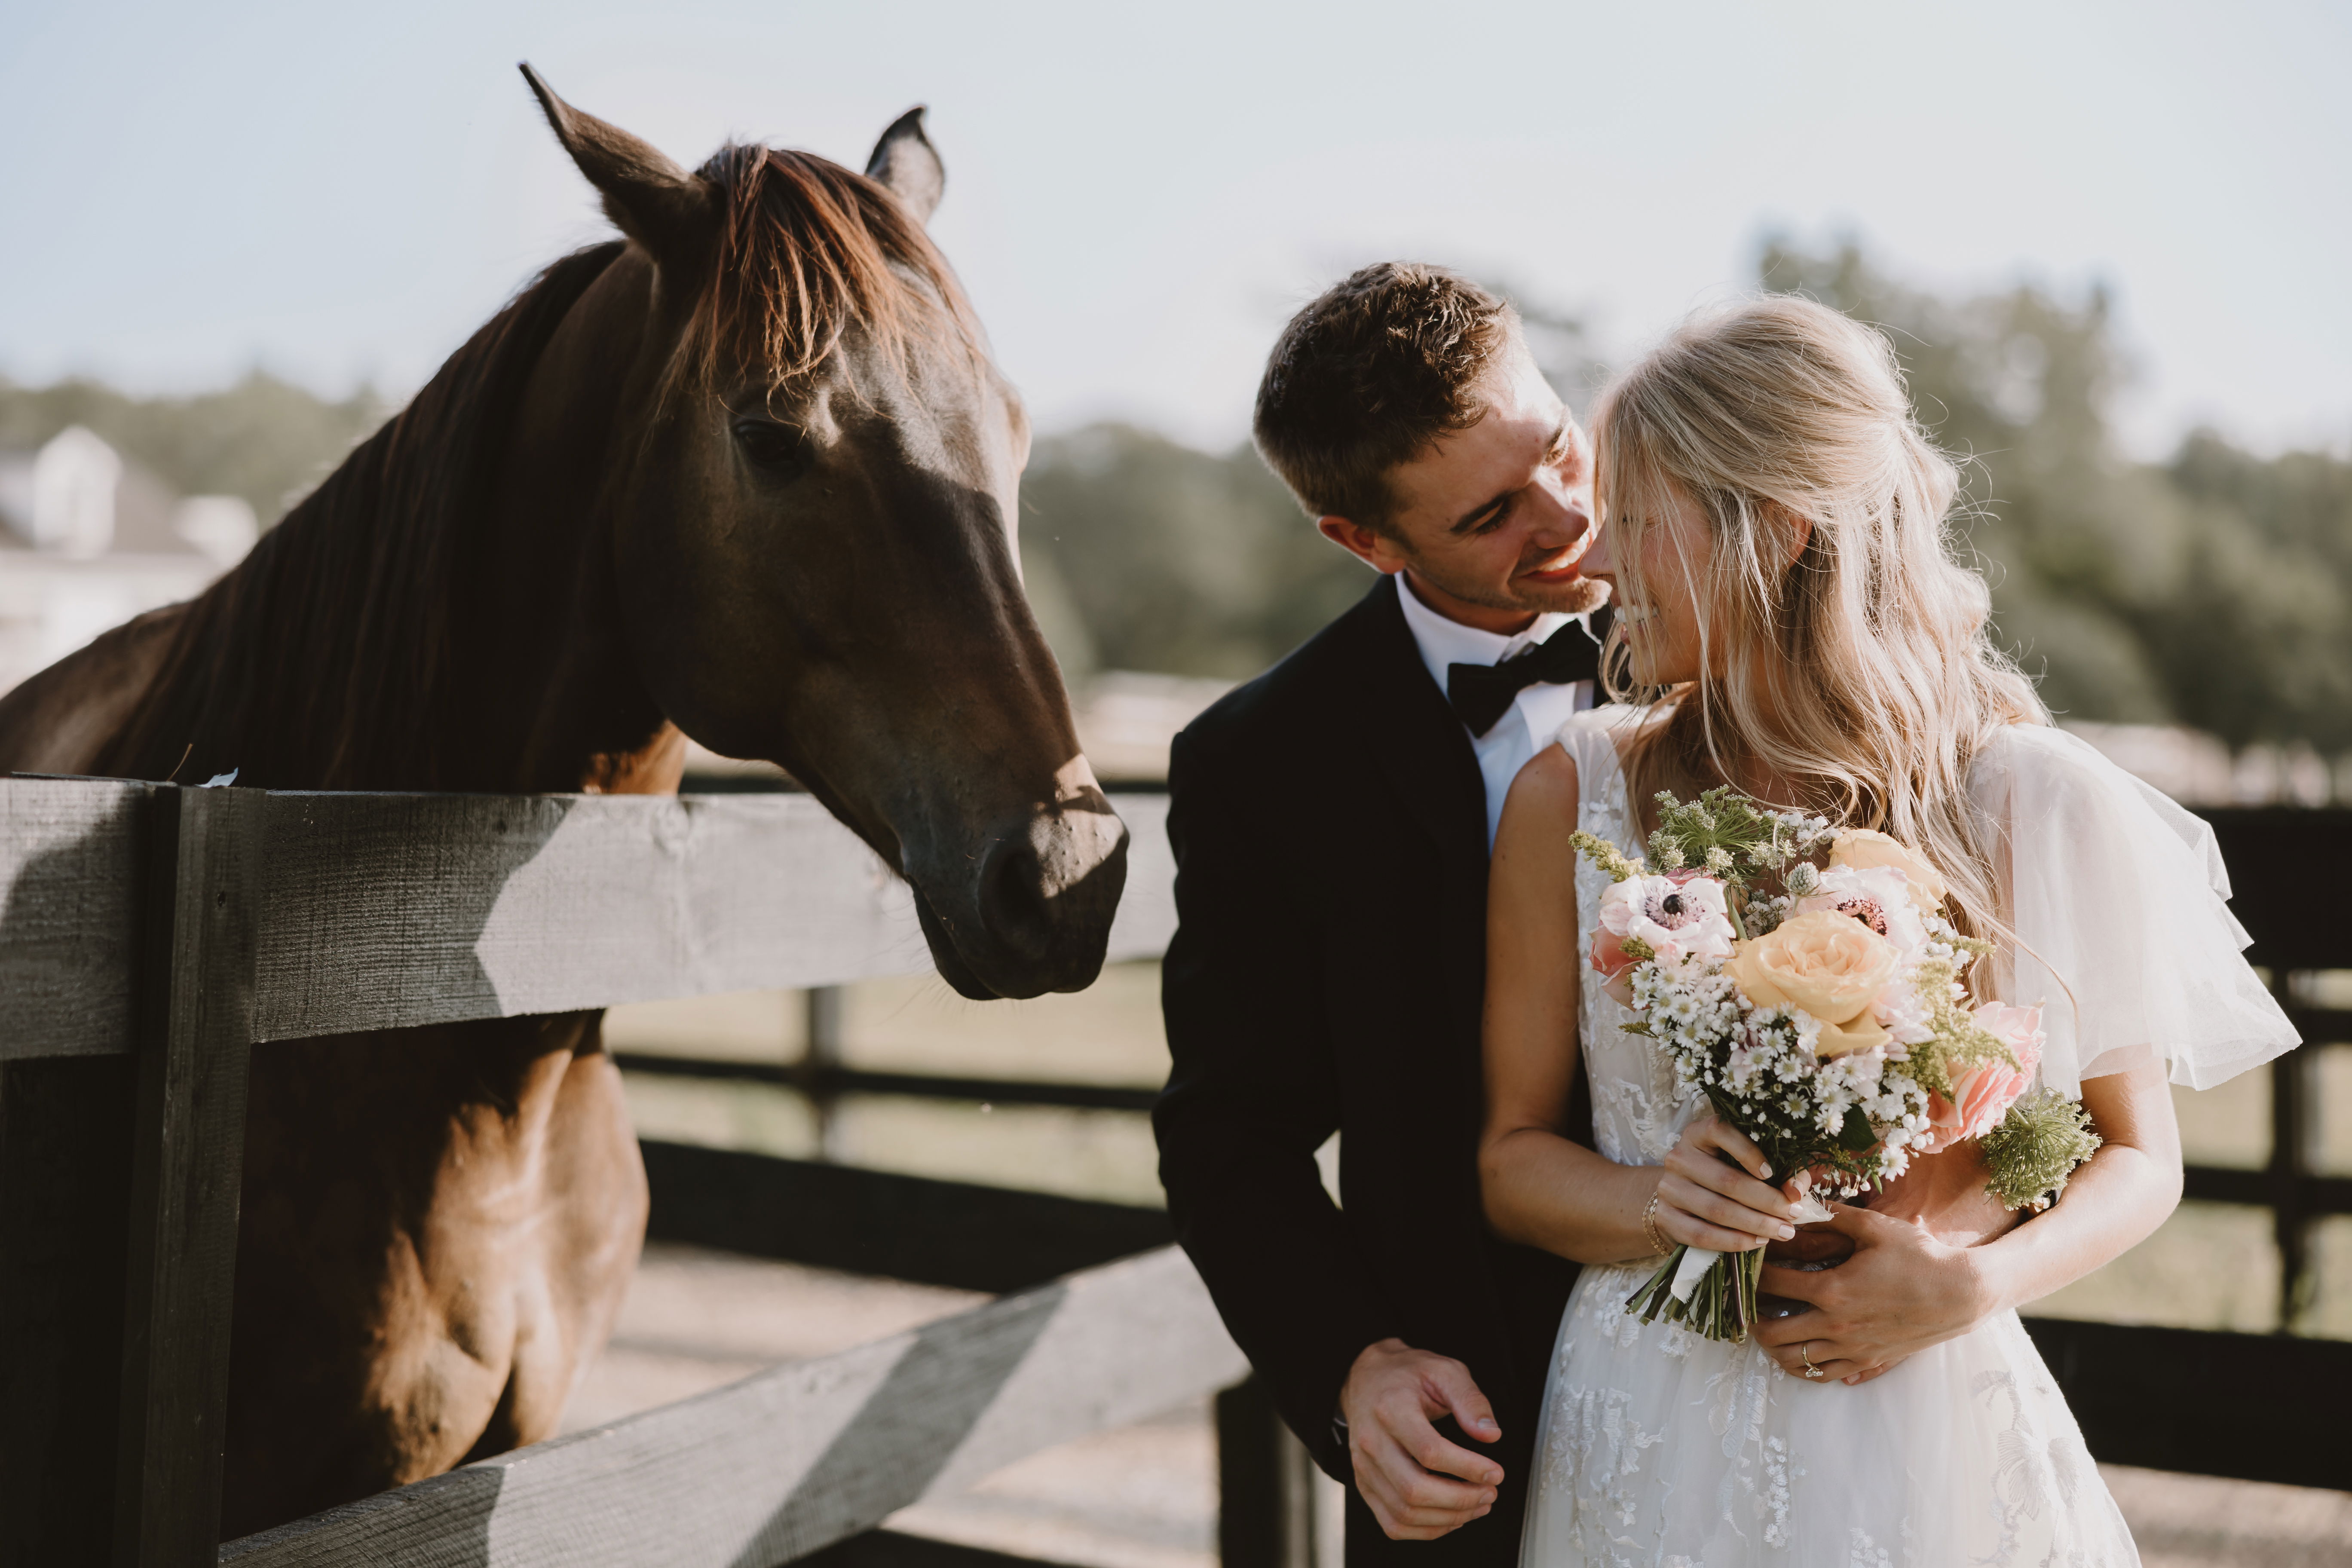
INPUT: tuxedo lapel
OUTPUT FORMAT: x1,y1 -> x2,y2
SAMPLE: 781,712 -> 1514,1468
1349,576 -> 1488,872
1340,577 -> 1494,1099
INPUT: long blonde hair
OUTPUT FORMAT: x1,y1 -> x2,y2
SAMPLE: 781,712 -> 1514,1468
1593,294 -> 2046,940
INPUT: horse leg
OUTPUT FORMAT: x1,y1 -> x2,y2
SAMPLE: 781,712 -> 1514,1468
458,1030 -> 646,1457
220,1015 -> 646,1539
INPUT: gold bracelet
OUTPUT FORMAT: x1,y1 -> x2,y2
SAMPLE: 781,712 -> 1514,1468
1642,1191 -> 1672,1257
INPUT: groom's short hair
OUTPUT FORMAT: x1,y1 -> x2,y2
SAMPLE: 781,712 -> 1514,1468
1253,263 -> 1516,532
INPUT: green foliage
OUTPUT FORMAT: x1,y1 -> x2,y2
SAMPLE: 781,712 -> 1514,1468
1760,239 -> 2352,752
0,370 -> 386,528
1982,1089 -> 2105,1212
1020,282 -> 1593,683
1019,423 -> 1373,680
1906,954 -> 2016,1101
2145,434 -> 2352,753
1645,787 -> 1822,881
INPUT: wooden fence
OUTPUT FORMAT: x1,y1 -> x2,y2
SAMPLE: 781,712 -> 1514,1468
0,777 -> 1237,1568
4,778 -> 2351,1568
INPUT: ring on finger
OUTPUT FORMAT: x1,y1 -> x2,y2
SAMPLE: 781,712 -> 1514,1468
1799,1341 -> 1825,1381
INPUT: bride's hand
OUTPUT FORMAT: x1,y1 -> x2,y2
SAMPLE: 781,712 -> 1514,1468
1751,1204 -> 1994,1384
1654,1116 -> 1803,1253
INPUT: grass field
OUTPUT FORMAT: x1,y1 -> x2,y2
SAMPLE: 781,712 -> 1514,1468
606,960 -> 2352,1338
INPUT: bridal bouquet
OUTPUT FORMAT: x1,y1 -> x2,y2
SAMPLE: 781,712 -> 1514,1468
1573,790 -> 2100,1343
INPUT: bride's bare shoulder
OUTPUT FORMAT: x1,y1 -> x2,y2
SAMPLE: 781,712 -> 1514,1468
1496,745 -> 1583,866
1514,741 -> 1580,808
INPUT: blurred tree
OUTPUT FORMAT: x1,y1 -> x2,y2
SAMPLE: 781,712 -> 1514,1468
2151,434 -> 2352,752
1021,283 -> 1597,684
1760,239 -> 2352,751
1020,424 -> 1369,679
0,370 -> 384,527
1503,287 -> 1607,423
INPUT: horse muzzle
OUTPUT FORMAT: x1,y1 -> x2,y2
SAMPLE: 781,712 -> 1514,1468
908,795 -> 1130,1000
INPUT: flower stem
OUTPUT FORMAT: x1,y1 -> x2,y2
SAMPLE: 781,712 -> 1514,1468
1623,1243 -> 1767,1343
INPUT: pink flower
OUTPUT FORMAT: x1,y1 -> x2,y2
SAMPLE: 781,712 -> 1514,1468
1590,928 -> 1641,1006
1920,1003 -> 2044,1153
1591,870 -> 1733,1009
1795,864 -> 1928,962
1589,928 -> 1640,978
1595,872 -> 1735,962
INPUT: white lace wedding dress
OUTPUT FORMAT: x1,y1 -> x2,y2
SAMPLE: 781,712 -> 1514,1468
1522,711 -> 2300,1568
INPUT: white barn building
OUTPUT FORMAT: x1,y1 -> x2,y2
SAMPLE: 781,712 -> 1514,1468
0,426 -> 256,698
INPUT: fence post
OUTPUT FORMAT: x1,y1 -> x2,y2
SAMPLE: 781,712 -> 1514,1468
0,1056 -> 139,1565
2269,987 -> 2320,1330
1216,1375 -> 1317,1568
804,985 -> 845,1161
113,785 -> 260,1568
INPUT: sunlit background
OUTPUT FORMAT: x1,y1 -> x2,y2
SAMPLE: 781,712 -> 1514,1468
8,0 -> 2350,452
6,3 -> 2351,1562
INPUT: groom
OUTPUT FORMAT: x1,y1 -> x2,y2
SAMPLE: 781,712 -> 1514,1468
1155,264 -> 1606,1559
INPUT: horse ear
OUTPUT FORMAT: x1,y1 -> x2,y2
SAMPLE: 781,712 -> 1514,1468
865,107 -> 944,225
521,64 -> 716,263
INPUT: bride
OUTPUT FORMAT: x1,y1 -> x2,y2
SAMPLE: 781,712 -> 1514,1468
1479,296 -> 2298,1565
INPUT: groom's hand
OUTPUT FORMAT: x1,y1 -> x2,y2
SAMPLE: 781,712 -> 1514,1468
1752,1205 -> 1994,1383
1340,1338 -> 1503,1540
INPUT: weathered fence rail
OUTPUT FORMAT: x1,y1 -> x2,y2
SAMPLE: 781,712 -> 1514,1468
0,779 -> 1176,1057
5,777 -> 2351,1568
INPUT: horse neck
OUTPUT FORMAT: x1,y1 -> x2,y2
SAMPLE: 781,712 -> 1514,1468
455,254 -> 678,793
82,242 -> 652,794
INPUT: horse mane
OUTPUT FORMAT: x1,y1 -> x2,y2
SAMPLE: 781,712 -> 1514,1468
685,144 -> 983,397
92,242 -> 627,790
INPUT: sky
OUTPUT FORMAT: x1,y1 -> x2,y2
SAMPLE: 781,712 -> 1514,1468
3,0 -> 2347,458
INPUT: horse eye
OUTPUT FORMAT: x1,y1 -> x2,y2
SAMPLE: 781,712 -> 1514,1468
731,417 -> 816,481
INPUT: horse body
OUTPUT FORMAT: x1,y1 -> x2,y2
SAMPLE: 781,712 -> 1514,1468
0,75 -> 1125,1537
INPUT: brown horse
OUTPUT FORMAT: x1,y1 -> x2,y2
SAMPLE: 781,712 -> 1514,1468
0,69 -> 1126,1537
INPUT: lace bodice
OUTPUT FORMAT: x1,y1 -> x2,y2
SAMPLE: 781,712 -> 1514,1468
1556,712 -> 1702,1167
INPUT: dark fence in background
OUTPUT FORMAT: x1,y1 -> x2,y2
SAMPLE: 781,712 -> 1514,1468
639,1140 -> 1172,1293
2186,809 -> 2352,1329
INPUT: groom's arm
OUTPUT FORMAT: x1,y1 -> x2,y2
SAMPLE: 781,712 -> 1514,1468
1154,725 -> 1398,1483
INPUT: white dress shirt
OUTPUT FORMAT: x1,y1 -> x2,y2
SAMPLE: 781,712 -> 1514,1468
1396,575 -> 1597,851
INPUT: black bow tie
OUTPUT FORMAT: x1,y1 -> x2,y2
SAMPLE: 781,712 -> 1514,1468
1446,610 -> 1608,737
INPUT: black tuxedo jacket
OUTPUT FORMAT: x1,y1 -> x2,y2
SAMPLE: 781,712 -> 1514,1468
1155,575 -> 1583,1564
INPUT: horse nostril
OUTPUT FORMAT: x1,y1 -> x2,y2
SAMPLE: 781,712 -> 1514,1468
977,831 -> 1058,961
946,805 -> 1128,995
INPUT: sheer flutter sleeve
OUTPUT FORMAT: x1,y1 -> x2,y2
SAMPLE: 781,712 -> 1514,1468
1968,724 -> 2299,1096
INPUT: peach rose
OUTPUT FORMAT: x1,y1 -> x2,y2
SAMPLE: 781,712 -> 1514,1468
1921,1003 -> 2044,1152
1727,910 -> 1898,1058
1828,829 -> 1947,911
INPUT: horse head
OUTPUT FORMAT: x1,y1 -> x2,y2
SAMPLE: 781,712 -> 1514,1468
524,68 -> 1126,1000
